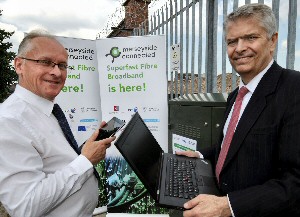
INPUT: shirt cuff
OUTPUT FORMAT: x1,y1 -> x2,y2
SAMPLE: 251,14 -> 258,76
227,194 -> 235,217
69,154 -> 94,175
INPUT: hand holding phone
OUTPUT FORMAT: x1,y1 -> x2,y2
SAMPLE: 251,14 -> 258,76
96,117 -> 125,141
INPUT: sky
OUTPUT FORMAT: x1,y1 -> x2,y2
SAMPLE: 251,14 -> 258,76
0,0 -> 299,71
0,0 -> 165,53
0,0 -> 121,52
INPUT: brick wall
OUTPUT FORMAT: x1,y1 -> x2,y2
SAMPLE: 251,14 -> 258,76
108,0 -> 150,37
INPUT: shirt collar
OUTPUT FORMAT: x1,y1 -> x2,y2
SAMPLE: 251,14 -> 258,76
14,85 -> 55,117
239,59 -> 274,93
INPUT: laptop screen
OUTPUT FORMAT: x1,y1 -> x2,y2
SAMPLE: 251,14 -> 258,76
115,112 -> 163,200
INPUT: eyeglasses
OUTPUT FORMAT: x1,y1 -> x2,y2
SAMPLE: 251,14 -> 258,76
19,57 -> 74,71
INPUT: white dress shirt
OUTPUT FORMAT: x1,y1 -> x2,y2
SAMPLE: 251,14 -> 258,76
0,85 -> 98,217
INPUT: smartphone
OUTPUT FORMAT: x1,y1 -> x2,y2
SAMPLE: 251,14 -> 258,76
96,117 -> 125,140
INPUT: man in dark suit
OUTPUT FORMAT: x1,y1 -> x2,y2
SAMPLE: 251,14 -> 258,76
176,3 -> 300,217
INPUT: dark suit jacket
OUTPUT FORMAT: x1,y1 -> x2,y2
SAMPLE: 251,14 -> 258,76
202,62 -> 300,217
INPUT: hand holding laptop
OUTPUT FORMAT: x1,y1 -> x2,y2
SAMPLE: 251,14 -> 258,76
183,194 -> 231,217
175,150 -> 201,158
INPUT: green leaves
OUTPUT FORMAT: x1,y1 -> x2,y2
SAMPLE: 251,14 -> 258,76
0,10 -> 18,103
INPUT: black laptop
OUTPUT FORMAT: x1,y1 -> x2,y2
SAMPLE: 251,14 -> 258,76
114,112 -> 220,209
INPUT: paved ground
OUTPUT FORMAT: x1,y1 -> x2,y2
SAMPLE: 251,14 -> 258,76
0,203 -> 107,217
94,214 -> 106,217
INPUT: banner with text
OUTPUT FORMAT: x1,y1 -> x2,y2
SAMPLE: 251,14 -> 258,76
96,35 -> 168,214
55,36 -> 102,146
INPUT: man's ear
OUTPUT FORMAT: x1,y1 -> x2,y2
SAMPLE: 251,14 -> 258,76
270,32 -> 278,52
14,57 -> 23,76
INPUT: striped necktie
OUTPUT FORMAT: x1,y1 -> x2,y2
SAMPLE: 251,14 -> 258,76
215,86 -> 249,182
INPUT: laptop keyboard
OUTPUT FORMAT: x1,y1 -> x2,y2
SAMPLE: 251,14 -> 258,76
165,156 -> 202,199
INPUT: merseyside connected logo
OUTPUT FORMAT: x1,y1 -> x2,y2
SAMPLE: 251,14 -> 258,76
105,45 -> 157,63
105,47 -> 121,63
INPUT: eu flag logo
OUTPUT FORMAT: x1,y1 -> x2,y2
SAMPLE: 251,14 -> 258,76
78,126 -> 86,131
114,106 -> 119,111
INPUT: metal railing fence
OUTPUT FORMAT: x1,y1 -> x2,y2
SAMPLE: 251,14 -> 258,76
133,0 -> 298,98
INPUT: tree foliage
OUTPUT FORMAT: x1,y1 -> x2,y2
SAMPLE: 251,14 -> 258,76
0,10 -> 18,103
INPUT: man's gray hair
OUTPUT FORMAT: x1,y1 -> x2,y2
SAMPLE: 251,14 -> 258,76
223,3 -> 277,39
17,29 -> 57,57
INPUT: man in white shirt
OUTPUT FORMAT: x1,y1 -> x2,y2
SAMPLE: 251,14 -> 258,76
0,30 -> 115,216
177,3 -> 300,217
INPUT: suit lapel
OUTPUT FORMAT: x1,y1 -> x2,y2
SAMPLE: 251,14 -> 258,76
221,62 -> 283,171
